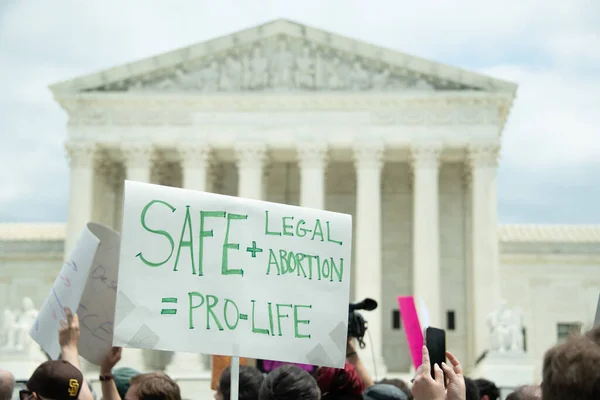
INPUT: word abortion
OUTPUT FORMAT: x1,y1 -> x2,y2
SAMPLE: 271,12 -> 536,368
135,200 -> 345,282
158,292 -> 313,339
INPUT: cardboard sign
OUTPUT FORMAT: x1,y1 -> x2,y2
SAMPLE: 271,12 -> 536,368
113,181 -> 352,368
31,223 -> 121,364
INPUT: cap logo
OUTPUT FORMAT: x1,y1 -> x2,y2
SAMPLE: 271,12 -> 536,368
68,379 -> 79,397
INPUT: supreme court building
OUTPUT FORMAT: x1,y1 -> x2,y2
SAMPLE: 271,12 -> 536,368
14,19 -> 595,377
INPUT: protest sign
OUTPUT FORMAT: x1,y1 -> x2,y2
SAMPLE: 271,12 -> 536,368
114,181 -> 352,368
31,223 -> 120,364
397,296 -> 424,369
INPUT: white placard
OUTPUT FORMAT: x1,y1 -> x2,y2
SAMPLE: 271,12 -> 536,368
31,223 -> 121,364
114,181 -> 352,368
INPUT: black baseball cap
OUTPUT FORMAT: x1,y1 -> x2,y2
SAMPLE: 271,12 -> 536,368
25,360 -> 83,400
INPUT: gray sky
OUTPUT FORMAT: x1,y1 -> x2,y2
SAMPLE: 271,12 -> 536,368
0,0 -> 598,224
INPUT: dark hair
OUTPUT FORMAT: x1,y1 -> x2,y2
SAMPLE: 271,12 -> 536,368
505,385 -> 541,400
542,328 -> 600,400
130,372 -> 181,400
377,379 -> 412,400
219,366 -> 264,400
464,378 -> 480,400
315,364 -> 363,400
259,365 -> 320,400
473,378 -> 500,400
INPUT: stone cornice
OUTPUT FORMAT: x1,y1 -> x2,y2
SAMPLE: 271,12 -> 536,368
500,253 -> 600,265
56,92 -> 513,128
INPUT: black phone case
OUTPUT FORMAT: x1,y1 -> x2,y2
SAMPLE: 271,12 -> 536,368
425,327 -> 446,381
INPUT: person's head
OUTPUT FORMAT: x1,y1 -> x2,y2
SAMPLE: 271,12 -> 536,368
473,378 -> 500,400
464,378 -> 480,400
505,385 -> 542,400
315,364 -> 363,400
216,366 -> 264,400
542,327 -> 600,400
363,384 -> 407,400
22,360 -> 83,400
114,368 -> 140,400
0,369 -> 15,400
125,372 -> 181,400
259,364 -> 320,400
377,379 -> 412,400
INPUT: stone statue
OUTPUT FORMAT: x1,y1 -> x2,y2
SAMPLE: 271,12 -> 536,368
1,298 -> 39,355
324,57 -> 344,90
486,300 -> 524,353
295,45 -> 315,89
0,308 -> 16,348
248,46 -> 269,90
192,61 -> 220,91
349,61 -> 369,90
219,55 -> 244,91
371,68 -> 391,89
271,39 -> 295,89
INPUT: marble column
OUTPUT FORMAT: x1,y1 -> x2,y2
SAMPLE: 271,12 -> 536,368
235,144 -> 266,200
64,142 -> 96,260
353,144 -> 387,376
469,144 -> 501,361
298,145 -> 327,209
180,145 -> 212,192
122,145 -> 153,183
410,144 -> 442,327
120,144 -> 158,371
93,156 -> 118,230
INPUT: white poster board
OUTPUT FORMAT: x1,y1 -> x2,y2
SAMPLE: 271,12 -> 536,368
31,223 -> 121,364
114,181 -> 352,368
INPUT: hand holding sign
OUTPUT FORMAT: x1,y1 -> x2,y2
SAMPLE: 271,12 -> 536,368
31,223 -> 121,364
58,307 -> 80,349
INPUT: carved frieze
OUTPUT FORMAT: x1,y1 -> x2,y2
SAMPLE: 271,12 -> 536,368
93,36 -> 475,94
64,95 -> 506,128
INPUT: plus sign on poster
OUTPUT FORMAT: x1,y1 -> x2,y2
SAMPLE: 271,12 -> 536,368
113,181 -> 352,368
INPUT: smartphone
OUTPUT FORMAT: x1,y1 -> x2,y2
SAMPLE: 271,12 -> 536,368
425,327 -> 446,381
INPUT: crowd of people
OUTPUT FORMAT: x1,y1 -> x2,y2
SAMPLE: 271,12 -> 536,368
0,306 -> 598,400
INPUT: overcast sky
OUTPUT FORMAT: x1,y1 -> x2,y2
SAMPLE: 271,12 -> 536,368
0,0 -> 598,224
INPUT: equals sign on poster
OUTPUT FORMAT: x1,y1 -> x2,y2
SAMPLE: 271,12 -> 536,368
161,297 -> 178,315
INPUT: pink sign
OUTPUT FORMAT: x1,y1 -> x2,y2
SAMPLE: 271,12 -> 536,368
397,296 -> 424,369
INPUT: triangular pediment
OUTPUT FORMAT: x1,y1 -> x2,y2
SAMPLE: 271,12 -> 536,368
50,19 -> 516,94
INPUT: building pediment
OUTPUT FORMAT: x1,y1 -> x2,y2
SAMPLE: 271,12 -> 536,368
50,20 -> 516,95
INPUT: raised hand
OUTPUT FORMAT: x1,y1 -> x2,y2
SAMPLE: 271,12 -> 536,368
411,346 -> 445,400
100,347 -> 123,375
441,351 -> 466,400
58,307 -> 80,349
